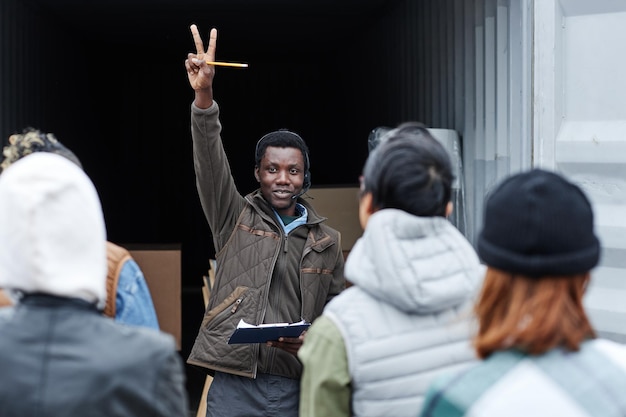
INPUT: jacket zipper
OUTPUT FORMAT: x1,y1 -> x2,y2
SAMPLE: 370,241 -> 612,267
231,297 -> 243,314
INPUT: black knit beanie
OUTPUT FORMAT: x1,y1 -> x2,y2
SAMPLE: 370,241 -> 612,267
477,168 -> 600,277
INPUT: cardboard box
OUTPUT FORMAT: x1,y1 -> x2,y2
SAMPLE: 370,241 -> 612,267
126,244 -> 182,350
305,186 -> 363,254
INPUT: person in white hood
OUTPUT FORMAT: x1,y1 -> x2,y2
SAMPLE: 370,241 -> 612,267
298,122 -> 483,417
0,127 -> 160,330
0,151 -> 188,416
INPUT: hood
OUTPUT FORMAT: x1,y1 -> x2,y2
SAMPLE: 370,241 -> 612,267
345,209 -> 483,314
0,153 -> 107,307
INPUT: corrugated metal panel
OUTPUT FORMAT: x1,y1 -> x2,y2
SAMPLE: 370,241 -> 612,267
1,0 -> 20,143
364,0 -> 624,341
1,0 -> 44,144
370,0 -> 625,341
361,0 -> 532,244
535,1 -> 626,341
1,0 -> 94,147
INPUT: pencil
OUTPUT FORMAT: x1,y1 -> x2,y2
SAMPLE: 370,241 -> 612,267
205,61 -> 249,68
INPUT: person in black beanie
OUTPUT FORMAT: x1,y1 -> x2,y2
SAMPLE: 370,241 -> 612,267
419,168 -> 626,417
477,168 -> 600,277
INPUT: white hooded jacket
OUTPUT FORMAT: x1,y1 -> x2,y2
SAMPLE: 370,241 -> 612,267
0,152 -> 188,416
0,152 -> 107,307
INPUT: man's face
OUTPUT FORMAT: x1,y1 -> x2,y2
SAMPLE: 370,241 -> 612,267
254,146 -> 305,216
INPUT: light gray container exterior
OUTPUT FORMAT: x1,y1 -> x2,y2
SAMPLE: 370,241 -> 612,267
369,0 -> 625,341
533,0 -> 626,342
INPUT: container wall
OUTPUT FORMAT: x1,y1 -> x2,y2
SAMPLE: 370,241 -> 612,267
357,0 -> 533,245
1,0 -> 95,148
1,0 -> 37,142
3,0 -> 533,249
535,0 -> 626,342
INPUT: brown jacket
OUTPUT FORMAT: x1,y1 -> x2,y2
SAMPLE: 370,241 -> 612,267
187,102 -> 345,379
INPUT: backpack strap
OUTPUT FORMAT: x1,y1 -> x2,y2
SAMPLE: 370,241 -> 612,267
104,241 -> 132,318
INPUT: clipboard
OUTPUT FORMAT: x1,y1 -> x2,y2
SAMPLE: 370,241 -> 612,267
228,319 -> 310,344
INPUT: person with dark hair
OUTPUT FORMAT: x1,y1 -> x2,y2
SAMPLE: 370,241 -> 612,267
0,149 -> 188,416
183,25 -> 346,417
418,169 -> 626,417
298,122 -> 483,417
0,127 -> 160,330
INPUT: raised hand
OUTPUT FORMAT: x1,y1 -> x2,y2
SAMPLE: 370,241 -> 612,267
185,24 -> 217,92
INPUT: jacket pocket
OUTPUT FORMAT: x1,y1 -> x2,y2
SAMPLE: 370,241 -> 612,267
201,286 -> 249,329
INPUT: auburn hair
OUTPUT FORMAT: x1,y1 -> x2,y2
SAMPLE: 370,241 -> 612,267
473,268 -> 596,359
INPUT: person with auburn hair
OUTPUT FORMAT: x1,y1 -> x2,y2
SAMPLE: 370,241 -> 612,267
419,168 -> 626,417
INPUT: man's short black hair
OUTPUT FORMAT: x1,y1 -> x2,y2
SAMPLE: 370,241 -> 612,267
254,129 -> 311,192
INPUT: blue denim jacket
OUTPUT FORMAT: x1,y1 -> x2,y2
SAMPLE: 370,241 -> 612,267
115,259 -> 159,330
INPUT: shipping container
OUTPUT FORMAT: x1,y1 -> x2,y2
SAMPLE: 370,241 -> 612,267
3,0 -> 626,411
